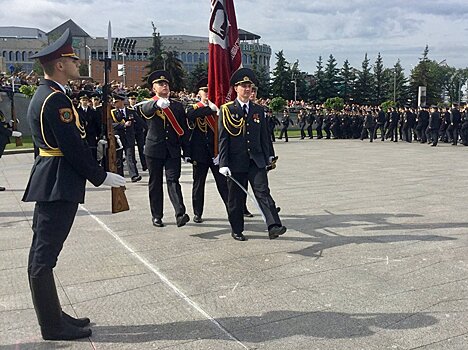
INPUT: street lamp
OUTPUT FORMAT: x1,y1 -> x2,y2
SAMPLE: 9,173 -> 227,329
118,52 -> 126,86
85,45 -> 92,78
393,68 -> 397,103
291,80 -> 297,103
161,52 -> 168,70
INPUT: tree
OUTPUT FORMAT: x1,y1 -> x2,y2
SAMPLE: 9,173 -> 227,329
354,53 -> 373,105
312,56 -> 326,103
270,50 -> 291,99
187,61 -> 208,92
269,96 -> 287,116
409,45 -> 442,106
253,64 -> 271,98
373,53 -> 385,105
338,59 -> 355,103
144,22 -> 164,85
164,51 -> 185,92
323,54 -> 339,99
324,97 -> 344,111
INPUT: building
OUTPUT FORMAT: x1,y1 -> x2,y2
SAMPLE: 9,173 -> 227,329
0,19 -> 272,87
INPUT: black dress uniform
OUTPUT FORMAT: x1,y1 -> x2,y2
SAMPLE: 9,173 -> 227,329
428,107 -> 441,146
77,92 -> 101,160
128,92 -> 148,170
186,79 -> 228,222
140,70 -> 191,227
219,67 -> 286,241
22,29 -> 111,341
0,107 -> 13,191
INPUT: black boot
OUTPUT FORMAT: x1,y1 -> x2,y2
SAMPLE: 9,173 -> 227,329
30,272 -> 92,340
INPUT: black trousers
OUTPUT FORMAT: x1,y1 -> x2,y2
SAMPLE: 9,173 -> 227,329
146,155 -> 185,219
300,125 -> 306,139
374,124 -> 385,140
192,161 -> 228,217
135,132 -> 147,169
279,127 -> 289,141
28,201 -> 78,277
227,160 -> 281,234
124,145 -> 139,178
307,125 -> 313,138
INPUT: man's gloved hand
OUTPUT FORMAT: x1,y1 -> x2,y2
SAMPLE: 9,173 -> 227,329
8,119 -> 19,128
156,98 -> 170,109
115,135 -> 123,150
212,155 -> 220,166
12,131 -> 22,138
98,139 -> 108,146
219,166 -> 231,177
102,172 -> 126,188
183,157 -> 191,163
208,101 -> 219,113
97,139 -> 107,162
268,156 -> 275,164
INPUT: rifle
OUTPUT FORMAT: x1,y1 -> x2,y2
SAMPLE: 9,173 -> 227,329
4,84 -> 23,146
102,21 -> 129,213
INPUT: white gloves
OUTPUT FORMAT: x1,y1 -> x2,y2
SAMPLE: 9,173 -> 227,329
183,157 -> 191,163
97,139 -> 108,162
115,135 -> 123,150
268,156 -> 275,164
208,101 -> 219,113
219,166 -> 231,177
156,98 -> 170,109
12,131 -> 22,138
98,139 -> 108,146
102,172 -> 126,188
212,155 -> 220,166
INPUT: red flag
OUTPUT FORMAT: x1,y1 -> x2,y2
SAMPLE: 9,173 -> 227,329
208,0 -> 242,107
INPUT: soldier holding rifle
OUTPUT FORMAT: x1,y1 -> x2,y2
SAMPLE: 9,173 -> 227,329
22,29 -> 125,341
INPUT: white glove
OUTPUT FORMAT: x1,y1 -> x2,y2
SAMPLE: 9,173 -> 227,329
183,157 -> 191,163
12,131 -> 22,138
115,135 -> 123,151
96,139 -> 108,162
156,98 -> 170,109
102,172 -> 126,188
268,156 -> 275,164
212,155 -> 220,166
219,166 -> 231,177
208,101 -> 219,113
98,139 -> 108,146
8,119 -> 19,128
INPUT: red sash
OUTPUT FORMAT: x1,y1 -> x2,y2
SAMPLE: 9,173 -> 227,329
152,96 -> 184,136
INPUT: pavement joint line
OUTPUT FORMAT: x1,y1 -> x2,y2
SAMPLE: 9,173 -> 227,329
79,204 -> 250,350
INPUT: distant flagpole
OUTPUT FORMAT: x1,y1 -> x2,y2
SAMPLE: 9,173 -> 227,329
208,0 -> 242,107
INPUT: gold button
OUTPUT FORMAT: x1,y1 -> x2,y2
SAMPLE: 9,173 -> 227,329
247,131 -> 250,134
247,140 -> 250,143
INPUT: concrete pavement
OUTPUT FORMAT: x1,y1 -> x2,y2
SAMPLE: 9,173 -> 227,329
0,138 -> 467,349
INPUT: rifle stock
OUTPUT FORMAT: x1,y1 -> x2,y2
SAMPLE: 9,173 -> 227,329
103,56 -> 129,213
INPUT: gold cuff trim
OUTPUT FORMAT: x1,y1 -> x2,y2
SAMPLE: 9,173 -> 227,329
39,148 -> 64,157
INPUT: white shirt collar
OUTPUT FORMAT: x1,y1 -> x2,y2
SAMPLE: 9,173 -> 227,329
53,80 -> 66,94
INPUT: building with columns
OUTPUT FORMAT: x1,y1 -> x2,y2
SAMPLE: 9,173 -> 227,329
1,19 -> 272,87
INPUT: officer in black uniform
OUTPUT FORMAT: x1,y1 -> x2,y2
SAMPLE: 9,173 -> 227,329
0,92 -> 23,191
218,68 -> 286,241
140,70 -> 191,228
186,78 -> 228,223
111,94 -> 141,182
127,91 -> 148,170
77,91 -> 101,160
428,105 -> 441,146
21,29 -> 125,341
374,106 -> 386,141
448,103 -> 461,145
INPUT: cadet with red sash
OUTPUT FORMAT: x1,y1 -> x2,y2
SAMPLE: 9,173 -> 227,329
22,29 -> 125,341
140,70 -> 191,228
186,78 -> 228,223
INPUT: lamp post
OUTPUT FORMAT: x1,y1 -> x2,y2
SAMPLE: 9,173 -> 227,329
118,52 -> 126,86
161,52 -> 168,70
291,79 -> 297,103
393,68 -> 397,103
85,45 -> 92,78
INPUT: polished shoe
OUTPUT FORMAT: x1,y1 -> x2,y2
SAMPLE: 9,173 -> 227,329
152,218 -> 164,227
231,232 -> 247,241
243,210 -> 254,218
142,166 -> 148,171
62,311 -> 90,327
193,215 -> 203,223
268,225 -> 287,240
131,175 -> 142,183
0,186 -> 5,191
176,214 -> 190,227
276,207 -> 281,213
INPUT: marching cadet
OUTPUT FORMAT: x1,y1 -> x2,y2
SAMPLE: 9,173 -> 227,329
186,78 -> 228,223
0,93 -> 22,191
218,67 -> 286,241
127,91 -> 148,171
449,103 -> 461,145
278,110 -> 293,142
374,106 -> 386,141
360,108 -> 375,142
140,70 -> 191,228
77,91 -> 101,160
428,105 -> 441,147
297,109 -> 307,139
22,29 -> 125,341
111,94 -> 141,182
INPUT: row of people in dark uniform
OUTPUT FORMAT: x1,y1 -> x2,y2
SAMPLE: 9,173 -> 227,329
265,104 -> 468,147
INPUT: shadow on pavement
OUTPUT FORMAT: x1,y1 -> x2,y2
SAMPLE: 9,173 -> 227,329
2,310 -> 438,347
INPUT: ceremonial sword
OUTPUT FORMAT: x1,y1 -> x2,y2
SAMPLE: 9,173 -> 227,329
226,175 -> 267,224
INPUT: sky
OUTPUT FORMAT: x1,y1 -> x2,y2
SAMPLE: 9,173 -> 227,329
1,0 -> 467,74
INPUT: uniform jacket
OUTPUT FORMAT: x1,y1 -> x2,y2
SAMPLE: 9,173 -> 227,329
0,109 -> 12,155
429,111 -> 441,130
140,98 -> 190,159
186,102 -> 218,164
22,79 -> 106,203
77,105 -> 101,147
219,100 -> 273,173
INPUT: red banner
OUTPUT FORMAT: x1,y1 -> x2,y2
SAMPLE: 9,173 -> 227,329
208,0 -> 242,108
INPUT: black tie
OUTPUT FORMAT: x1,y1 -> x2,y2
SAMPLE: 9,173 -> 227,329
243,104 -> 248,117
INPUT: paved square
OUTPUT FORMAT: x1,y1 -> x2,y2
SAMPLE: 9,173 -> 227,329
1,139 -> 467,349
